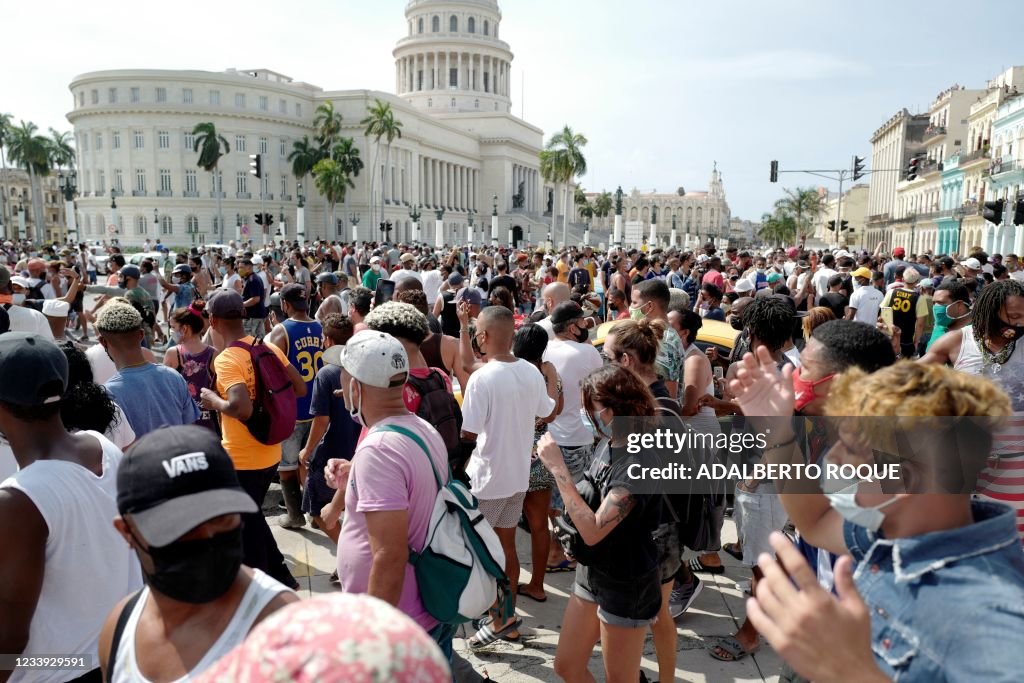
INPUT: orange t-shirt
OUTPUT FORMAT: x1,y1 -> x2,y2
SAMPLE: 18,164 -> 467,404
214,336 -> 292,471
556,260 -> 570,283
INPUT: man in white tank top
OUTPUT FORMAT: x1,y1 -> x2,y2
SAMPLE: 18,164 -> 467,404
0,332 -> 142,683
99,425 -> 298,682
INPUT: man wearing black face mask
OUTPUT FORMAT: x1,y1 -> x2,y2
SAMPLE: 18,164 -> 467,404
100,425 -> 298,682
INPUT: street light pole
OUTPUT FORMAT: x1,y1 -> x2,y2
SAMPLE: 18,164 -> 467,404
58,171 -> 78,245
109,189 -> 119,244
491,194 -> 499,247
297,184 -> 306,245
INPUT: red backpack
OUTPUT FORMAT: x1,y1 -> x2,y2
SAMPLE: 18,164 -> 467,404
229,337 -> 297,445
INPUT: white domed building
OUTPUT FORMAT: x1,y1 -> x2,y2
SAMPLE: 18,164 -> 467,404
67,0 -> 549,248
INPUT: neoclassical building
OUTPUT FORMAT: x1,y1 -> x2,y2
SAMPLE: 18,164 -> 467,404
67,0 -> 549,248
617,165 -> 731,248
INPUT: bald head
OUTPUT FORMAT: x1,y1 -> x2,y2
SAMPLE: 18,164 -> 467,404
542,282 -> 570,312
477,305 -> 515,354
394,277 -> 423,295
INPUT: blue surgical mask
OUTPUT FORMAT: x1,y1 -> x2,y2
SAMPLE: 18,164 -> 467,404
218,266 -> 227,276
580,407 -> 613,440
824,482 -> 899,532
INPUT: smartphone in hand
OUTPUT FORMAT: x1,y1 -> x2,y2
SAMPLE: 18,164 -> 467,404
374,278 -> 396,307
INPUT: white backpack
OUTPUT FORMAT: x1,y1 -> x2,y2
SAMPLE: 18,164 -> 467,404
377,424 -> 511,624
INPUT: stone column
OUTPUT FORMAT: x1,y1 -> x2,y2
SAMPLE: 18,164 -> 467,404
457,52 -> 462,89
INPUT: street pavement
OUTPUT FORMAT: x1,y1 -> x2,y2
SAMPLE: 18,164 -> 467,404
265,485 -> 784,683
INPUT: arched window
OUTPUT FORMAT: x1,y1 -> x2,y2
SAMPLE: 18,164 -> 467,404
641,206 -> 650,223
428,97 -> 432,107
95,213 -> 105,235
451,97 -> 456,108
630,207 -> 638,220
84,214 -> 91,234
432,15 -> 439,32
160,215 -> 172,235
468,17 -> 475,33
418,17 -> 424,34
696,207 -> 703,226
474,99 -> 479,108
212,216 -> 221,233
483,20 -> 489,35
449,16 -> 458,32
135,215 -> 147,235
686,206 -> 693,225
187,215 -> 199,233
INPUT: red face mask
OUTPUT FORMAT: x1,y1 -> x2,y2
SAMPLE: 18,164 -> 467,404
792,366 -> 834,413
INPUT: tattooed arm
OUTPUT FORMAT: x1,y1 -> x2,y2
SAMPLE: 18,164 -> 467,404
538,433 -> 636,546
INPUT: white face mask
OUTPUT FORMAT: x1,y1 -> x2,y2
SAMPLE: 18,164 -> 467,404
347,377 -> 365,427
824,482 -> 899,532
11,293 -> 26,306
371,264 -> 381,272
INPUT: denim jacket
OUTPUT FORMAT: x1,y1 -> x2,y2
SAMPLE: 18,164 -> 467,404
844,501 -> 1024,682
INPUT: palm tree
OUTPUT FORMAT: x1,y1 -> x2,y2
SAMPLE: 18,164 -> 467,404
331,137 -> 363,240
593,190 -> 613,228
311,158 -> 350,234
47,129 -> 76,240
543,125 -> 588,246
289,135 -> 324,233
773,187 -> 825,247
0,113 -> 12,233
759,211 -> 797,247
7,121 -> 51,240
539,149 -> 560,236
361,99 -> 403,237
192,122 -> 230,242
314,102 -> 344,233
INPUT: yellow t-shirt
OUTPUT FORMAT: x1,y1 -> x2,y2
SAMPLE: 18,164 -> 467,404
556,260 -> 570,283
215,336 -> 292,471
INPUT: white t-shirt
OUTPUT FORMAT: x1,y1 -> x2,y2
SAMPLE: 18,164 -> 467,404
1,432 -> 143,683
221,272 -> 242,292
86,343 -> 117,385
6,304 -> 54,339
421,270 -> 443,306
1012,270 -> 1024,282
813,267 -> 838,299
537,316 -> 555,340
849,285 -> 884,325
390,269 -> 423,287
257,269 -> 272,307
461,359 -> 556,500
543,338 -> 603,446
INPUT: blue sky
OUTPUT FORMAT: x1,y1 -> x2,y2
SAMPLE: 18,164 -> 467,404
4,0 -> 1023,219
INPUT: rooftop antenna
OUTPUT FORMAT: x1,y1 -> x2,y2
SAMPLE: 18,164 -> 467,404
521,72 -> 524,119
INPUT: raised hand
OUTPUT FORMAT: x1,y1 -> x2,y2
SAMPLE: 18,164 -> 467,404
728,345 -> 794,418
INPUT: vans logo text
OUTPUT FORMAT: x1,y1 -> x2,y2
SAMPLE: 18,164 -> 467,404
162,452 -> 209,478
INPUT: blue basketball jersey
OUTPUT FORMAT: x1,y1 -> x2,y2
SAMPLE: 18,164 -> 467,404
283,318 -> 324,421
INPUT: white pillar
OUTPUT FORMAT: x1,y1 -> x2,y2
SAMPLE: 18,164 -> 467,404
435,218 -> 444,249
298,208 -> 306,243
508,225 -> 514,247
649,222 -> 657,248
466,221 -> 473,247
351,219 -> 358,244
491,213 -> 498,246
613,214 -> 622,247
412,220 -> 420,243
584,227 -> 590,246
65,200 -> 78,243
457,52 -> 462,89
670,225 -> 678,247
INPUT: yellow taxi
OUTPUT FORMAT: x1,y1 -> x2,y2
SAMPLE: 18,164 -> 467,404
591,317 -> 740,358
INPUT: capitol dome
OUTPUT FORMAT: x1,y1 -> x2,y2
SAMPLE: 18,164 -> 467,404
395,0 -> 512,114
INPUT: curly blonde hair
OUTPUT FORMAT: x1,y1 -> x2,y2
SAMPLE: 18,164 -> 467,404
825,362 -> 1010,484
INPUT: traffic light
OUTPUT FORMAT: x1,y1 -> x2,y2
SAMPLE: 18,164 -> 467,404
254,212 -> 274,228
840,220 -> 850,232
249,154 -> 262,179
983,198 -> 1005,225
1014,199 -> 1024,227
827,220 -> 836,232
852,156 -> 866,181
770,160 -> 779,183
906,155 -> 923,181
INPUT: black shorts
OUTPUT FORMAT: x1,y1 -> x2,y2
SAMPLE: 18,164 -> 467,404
574,563 -> 662,627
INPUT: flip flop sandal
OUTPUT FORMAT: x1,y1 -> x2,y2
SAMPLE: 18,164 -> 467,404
517,584 -> 548,603
467,617 -> 523,650
688,557 -> 726,575
722,542 -> 743,561
545,560 -> 577,573
708,636 -> 759,662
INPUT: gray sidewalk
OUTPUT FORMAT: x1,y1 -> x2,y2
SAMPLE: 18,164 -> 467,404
270,505 -> 782,683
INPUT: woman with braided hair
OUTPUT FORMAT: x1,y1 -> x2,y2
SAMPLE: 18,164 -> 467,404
921,278 -> 1024,538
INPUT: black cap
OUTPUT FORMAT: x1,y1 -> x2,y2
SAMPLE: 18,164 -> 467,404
280,283 -> 308,309
207,290 -> 244,319
549,301 -> 585,326
117,425 -> 257,548
0,332 -> 68,406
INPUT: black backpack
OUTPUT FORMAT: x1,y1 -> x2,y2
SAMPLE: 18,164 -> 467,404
0,304 -> 10,335
406,369 -> 463,466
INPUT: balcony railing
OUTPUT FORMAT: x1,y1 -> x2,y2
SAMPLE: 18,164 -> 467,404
236,192 -> 251,199
183,191 -> 199,198
156,190 -> 172,197
209,191 -> 225,198
988,158 -> 1024,176
131,190 -> 147,197
958,148 -> 990,165
866,213 -> 890,223
923,125 -> 947,139
94,190 -> 104,197
280,194 -> 292,201
918,158 -> 941,175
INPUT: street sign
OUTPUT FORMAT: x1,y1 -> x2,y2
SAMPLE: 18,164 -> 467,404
241,224 -> 250,237
107,224 -> 117,235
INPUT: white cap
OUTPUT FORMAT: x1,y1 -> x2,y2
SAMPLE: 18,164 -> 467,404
733,278 -> 755,294
833,249 -> 851,260
322,330 -> 408,388
251,255 -> 264,265
42,299 -> 69,317
903,268 -> 921,285
961,257 -> 982,271
370,256 -> 382,264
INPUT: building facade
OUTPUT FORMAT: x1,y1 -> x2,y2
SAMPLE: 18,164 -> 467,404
618,165 -> 731,248
864,109 -> 929,249
67,0 -> 545,249
0,169 -> 62,243
812,184 -> 868,249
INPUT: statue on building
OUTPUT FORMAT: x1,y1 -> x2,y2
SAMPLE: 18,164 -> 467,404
651,205 -> 658,225
512,181 -> 525,209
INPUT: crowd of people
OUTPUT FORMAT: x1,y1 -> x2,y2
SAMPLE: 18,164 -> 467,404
0,233 -> 1022,683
